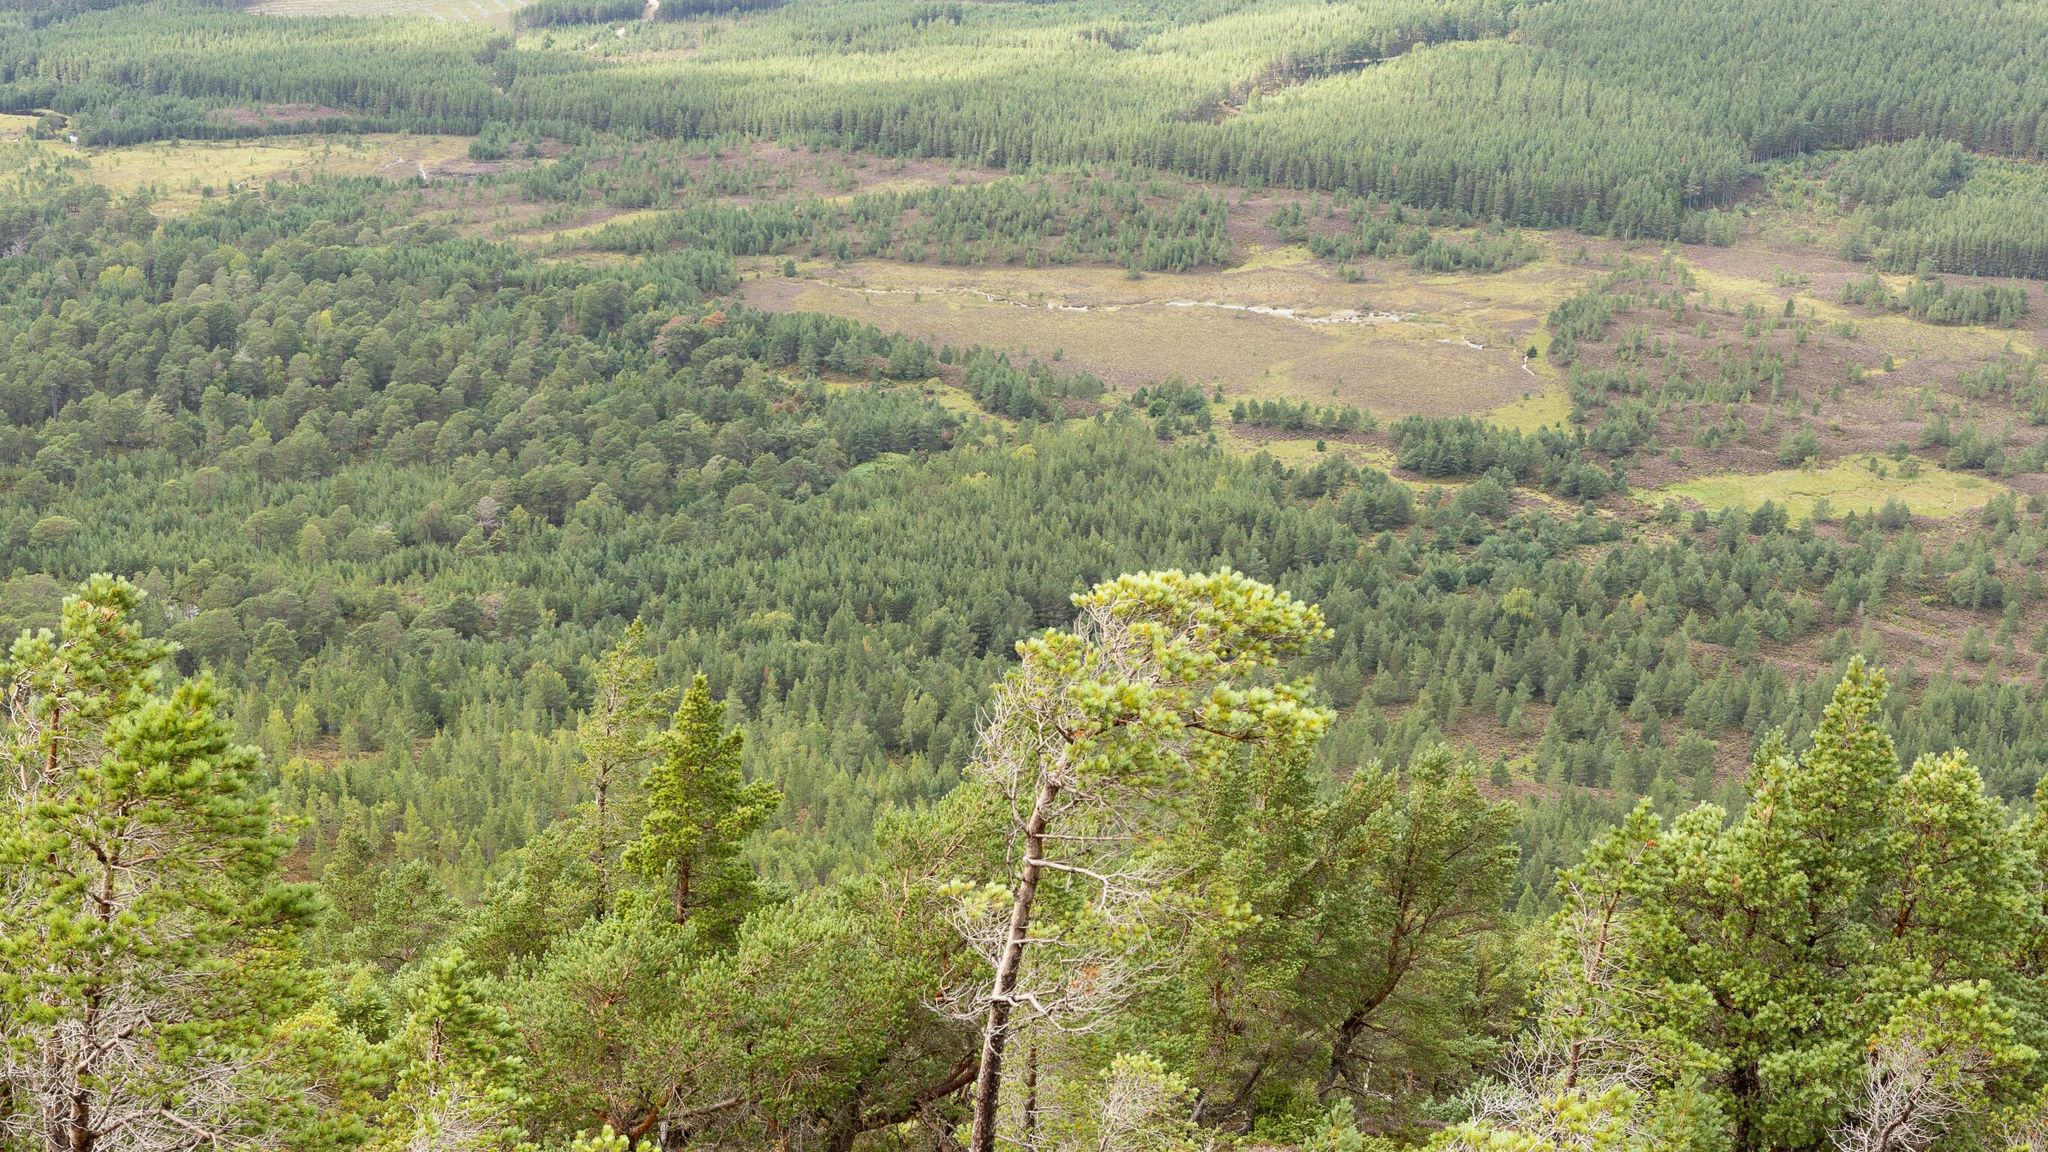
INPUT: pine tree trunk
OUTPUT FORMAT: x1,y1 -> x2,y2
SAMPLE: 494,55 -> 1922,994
1321,977 -> 1397,1096
1021,1041 -> 1039,1151
593,773 -> 610,919
68,843 -> 121,1152
1730,1063 -> 1759,1152
969,775 -> 1060,1152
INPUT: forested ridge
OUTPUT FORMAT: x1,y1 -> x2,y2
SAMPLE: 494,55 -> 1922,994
3,0 -> 2048,1148
2,0 -> 2047,266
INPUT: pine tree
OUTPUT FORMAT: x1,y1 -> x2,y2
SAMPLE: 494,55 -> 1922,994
1317,747 -> 1520,1105
374,949 -> 530,1152
578,621 -> 673,919
950,569 -> 1333,1152
1454,660 -> 2047,1152
622,674 -> 780,937
501,911 -> 692,1144
0,576 -> 324,1150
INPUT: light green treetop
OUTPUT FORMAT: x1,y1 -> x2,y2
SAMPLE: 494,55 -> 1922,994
623,673 -> 780,937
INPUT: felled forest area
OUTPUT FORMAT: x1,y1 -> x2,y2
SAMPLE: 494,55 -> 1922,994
1,0 -> 2047,1148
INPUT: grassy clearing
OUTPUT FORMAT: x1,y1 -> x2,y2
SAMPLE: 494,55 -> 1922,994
820,174 -> 958,204
735,251 -> 1587,421
1215,425 -> 1401,469
1232,243 -> 1318,272
1682,264 -> 1843,318
1676,254 -> 2039,361
1654,458 -> 2006,520
531,208 -> 672,246
26,134 -> 477,213
1484,383 -> 1571,433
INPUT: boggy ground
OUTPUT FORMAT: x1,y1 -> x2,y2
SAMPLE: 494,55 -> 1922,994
738,246 -> 1579,420
1570,230 -> 2047,502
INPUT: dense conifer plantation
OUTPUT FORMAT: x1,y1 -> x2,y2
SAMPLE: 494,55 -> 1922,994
3,0 -> 2047,266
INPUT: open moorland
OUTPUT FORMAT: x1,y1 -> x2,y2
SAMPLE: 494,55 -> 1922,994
737,249 -> 1564,419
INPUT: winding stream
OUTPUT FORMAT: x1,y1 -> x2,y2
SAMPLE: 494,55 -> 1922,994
806,280 -> 1417,328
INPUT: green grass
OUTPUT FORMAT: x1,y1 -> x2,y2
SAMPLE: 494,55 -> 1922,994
1654,458 -> 2006,520
1484,384 -> 1571,433
16,134 -> 478,213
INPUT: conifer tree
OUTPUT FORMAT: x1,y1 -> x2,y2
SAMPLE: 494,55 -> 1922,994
1316,747 -> 1520,1104
578,621 -> 673,919
502,911 -> 692,1144
623,674 -> 780,936
1454,660 -> 2048,1152
374,949 -> 530,1152
951,569 -> 1332,1152
1143,741 -> 1518,1131
0,576 -> 324,1150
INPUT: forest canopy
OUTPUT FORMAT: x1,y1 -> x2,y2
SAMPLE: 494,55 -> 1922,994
3,0 -> 2048,1147
2,574 -> 2042,1151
